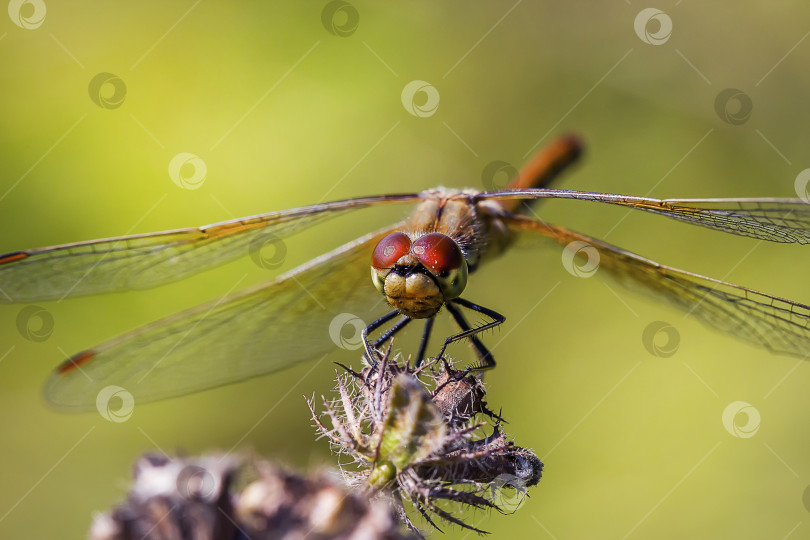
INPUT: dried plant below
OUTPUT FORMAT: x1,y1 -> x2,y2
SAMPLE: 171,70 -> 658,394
307,346 -> 542,536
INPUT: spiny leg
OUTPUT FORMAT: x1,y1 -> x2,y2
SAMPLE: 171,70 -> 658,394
414,317 -> 435,369
373,315 -> 412,349
362,310 -> 400,367
437,297 -> 505,370
445,302 -> 496,370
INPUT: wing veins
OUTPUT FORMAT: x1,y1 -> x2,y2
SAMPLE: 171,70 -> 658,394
479,189 -> 810,244
44,223 -> 402,410
505,214 -> 810,358
0,193 -> 421,302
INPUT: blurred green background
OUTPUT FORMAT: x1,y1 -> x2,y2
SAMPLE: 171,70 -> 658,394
2,1 -> 810,538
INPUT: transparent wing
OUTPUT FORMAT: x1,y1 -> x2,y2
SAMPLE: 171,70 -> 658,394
0,193 -> 421,303
505,214 -> 810,358
44,225 -> 400,411
478,189 -> 810,244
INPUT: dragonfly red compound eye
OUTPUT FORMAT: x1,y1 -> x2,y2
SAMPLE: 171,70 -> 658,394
371,232 -> 412,269
411,233 -> 464,276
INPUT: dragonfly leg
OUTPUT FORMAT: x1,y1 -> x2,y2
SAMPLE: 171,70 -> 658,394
362,310 -> 403,368
414,317 -> 435,369
438,298 -> 505,370
373,315 -> 412,349
445,302 -> 495,370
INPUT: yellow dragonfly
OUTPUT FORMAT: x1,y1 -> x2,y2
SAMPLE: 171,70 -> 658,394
2,136 -> 809,411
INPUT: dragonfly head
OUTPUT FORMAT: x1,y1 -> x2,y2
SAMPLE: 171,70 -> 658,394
371,232 -> 468,319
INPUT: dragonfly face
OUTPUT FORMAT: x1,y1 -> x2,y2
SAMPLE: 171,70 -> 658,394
370,231 -> 468,319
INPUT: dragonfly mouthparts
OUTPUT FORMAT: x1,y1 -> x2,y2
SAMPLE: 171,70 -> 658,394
391,254 -> 427,276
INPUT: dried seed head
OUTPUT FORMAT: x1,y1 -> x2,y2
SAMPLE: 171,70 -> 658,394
308,348 -> 543,535
236,463 -> 416,540
431,361 -> 489,426
91,454 -> 417,540
89,453 -> 239,540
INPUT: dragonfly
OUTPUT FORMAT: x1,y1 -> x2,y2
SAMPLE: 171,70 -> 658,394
3,135 -> 810,412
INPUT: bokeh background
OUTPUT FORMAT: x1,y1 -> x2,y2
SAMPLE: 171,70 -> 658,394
2,1 -> 810,538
